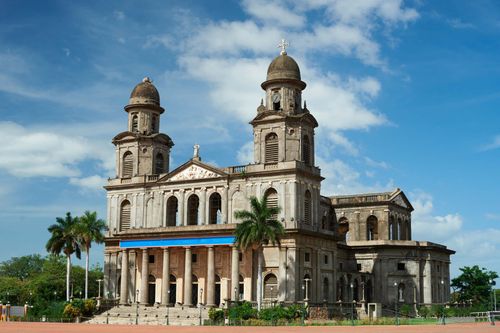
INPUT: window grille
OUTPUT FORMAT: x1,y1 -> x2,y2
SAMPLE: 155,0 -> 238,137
155,153 -> 164,174
304,190 -> 312,224
122,152 -> 133,178
265,133 -> 279,163
302,135 -> 311,165
120,201 -> 131,231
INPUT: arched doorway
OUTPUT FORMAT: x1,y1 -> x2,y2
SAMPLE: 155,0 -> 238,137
148,275 -> 156,305
209,192 -> 222,224
187,195 -> 199,225
214,275 -> 221,306
169,274 -> 177,305
191,275 -> 198,305
166,196 -> 178,227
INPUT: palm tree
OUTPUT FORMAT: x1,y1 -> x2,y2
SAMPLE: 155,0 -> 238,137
76,211 -> 107,299
233,195 -> 284,311
46,212 -> 81,302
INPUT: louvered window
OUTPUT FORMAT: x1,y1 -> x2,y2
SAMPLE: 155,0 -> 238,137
122,152 -> 133,178
155,153 -> 164,174
304,190 -> 312,224
120,201 -> 131,231
131,115 -> 138,132
302,135 -> 311,165
265,133 -> 279,163
265,188 -> 278,220
264,274 -> 278,299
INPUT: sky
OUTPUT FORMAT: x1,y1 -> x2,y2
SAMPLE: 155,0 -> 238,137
0,0 -> 499,282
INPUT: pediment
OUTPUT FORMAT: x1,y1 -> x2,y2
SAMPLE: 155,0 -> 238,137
161,160 -> 226,182
389,190 -> 414,211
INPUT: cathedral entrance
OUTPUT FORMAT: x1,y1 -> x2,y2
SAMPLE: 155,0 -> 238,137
148,275 -> 156,305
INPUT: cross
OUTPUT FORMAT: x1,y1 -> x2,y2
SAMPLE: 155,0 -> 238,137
278,38 -> 289,55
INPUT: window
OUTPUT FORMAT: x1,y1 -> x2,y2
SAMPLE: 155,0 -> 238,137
264,188 -> 278,220
324,255 -> 328,265
239,252 -> 243,262
302,135 -> 311,165
304,190 -> 312,224
208,192 -> 222,224
323,277 -> 329,302
338,217 -> 349,241
357,264 -> 362,271
122,151 -> 133,178
120,200 -> 131,231
152,115 -> 157,132
166,196 -> 178,227
367,215 -> 378,240
339,262 -> 343,271
187,194 -> 199,225
264,274 -> 278,299
304,252 -> 310,263
131,114 -> 138,132
148,255 -> 155,264
397,262 -> 405,271
265,133 -> 279,163
155,153 -> 164,174
192,254 -> 197,263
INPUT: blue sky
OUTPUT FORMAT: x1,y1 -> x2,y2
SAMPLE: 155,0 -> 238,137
0,0 -> 499,281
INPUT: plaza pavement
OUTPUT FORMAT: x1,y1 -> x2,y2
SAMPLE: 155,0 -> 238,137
0,322 -> 499,333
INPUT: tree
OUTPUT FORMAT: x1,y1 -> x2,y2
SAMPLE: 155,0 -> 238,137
46,212 -> 81,301
233,195 -> 284,311
0,254 -> 44,281
76,211 -> 107,299
451,265 -> 498,305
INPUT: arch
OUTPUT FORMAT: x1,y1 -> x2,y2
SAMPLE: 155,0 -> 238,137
209,192 -> 222,225
192,274 -> 199,305
367,215 -> 379,240
122,151 -> 133,178
304,190 -> 312,224
166,196 -> 178,227
169,274 -> 177,305
323,277 -> 329,302
265,133 -> 279,163
264,188 -> 278,220
264,273 -> 278,299
187,194 -> 199,225
155,153 -> 164,174
302,135 -> 311,165
131,114 -> 138,132
338,217 -> 349,241
214,275 -> 221,306
148,274 -> 156,305
120,200 -> 131,231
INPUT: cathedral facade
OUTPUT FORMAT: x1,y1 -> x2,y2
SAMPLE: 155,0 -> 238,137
103,49 -> 454,312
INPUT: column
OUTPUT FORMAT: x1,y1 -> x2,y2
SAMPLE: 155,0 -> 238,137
423,259 -> 432,304
178,190 -> 185,226
184,247 -> 192,306
120,249 -> 128,305
103,253 -> 111,298
231,246 -> 240,301
161,248 -> 170,305
278,247 -> 287,301
290,181 -> 297,224
222,186 -> 229,224
206,246 -> 215,306
200,188 -> 206,225
140,248 -> 149,304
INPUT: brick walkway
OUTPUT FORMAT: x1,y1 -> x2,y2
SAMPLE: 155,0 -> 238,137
1,322 -> 499,333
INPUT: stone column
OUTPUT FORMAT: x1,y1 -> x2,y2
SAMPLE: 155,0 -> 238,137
178,190 -> 185,226
184,247 -> 192,306
120,249 -> 129,305
161,248 -> 170,305
200,188 -> 206,225
222,186 -> 229,224
290,181 -> 297,225
206,246 -> 215,306
140,249 -> 149,304
231,246 -> 239,301
278,247 -> 287,302
423,259 -> 432,304
103,252 -> 111,298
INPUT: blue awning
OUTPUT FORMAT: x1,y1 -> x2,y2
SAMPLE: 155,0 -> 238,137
120,235 -> 235,248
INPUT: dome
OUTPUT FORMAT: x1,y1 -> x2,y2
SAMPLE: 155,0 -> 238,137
266,53 -> 301,81
129,77 -> 160,106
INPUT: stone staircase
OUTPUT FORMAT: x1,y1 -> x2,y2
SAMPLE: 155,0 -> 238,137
87,304 -> 210,326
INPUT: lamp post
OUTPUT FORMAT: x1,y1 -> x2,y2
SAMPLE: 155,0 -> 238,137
135,290 -> 140,325
490,279 -> 497,311
350,283 -> 354,326
441,280 -> 446,325
53,291 -> 57,302
166,289 -> 170,325
199,288 -> 204,326
394,282 -> 399,326
301,285 -> 306,325
97,279 -> 103,298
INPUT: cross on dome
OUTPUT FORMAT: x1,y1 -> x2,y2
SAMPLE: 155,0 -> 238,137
278,39 -> 289,55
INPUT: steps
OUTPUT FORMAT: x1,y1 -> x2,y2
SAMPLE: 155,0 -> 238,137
88,304 -> 210,326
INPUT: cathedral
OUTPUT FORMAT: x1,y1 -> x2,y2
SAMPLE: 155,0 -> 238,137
102,46 -> 454,316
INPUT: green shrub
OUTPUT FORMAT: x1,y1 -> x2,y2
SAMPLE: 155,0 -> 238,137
208,307 -> 224,322
418,305 -> 430,318
228,301 -> 257,320
399,304 -> 412,317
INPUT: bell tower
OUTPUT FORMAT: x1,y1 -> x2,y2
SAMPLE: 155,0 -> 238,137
251,41 -> 318,166
112,77 -> 174,179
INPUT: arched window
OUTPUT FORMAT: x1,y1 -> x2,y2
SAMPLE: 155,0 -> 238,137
152,115 -> 157,132
264,273 -> 278,299
338,217 -> 349,241
209,192 -> 222,224
122,151 -> 133,178
302,135 -> 311,165
323,277 -> 329,302
265,133 -> 279,163
155,153 -> 164,174
120,200 -> 131,231
264,188 -> 278,220
187,194 -> 199,225
304,190 -> 312,224
367,216 -> 378,240
166,196 -> 178,227
131,115 -> 138,132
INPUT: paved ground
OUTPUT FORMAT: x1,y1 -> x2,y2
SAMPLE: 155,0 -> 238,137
1,322 -> 499,333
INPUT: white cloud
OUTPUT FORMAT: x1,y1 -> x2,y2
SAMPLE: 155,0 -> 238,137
446,18 -> 475,29
242,0 -> 305,28
70,175 -> 107,191
481,135 -> 500,151
0,121 -> 114,178
237,141 -> 254,165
